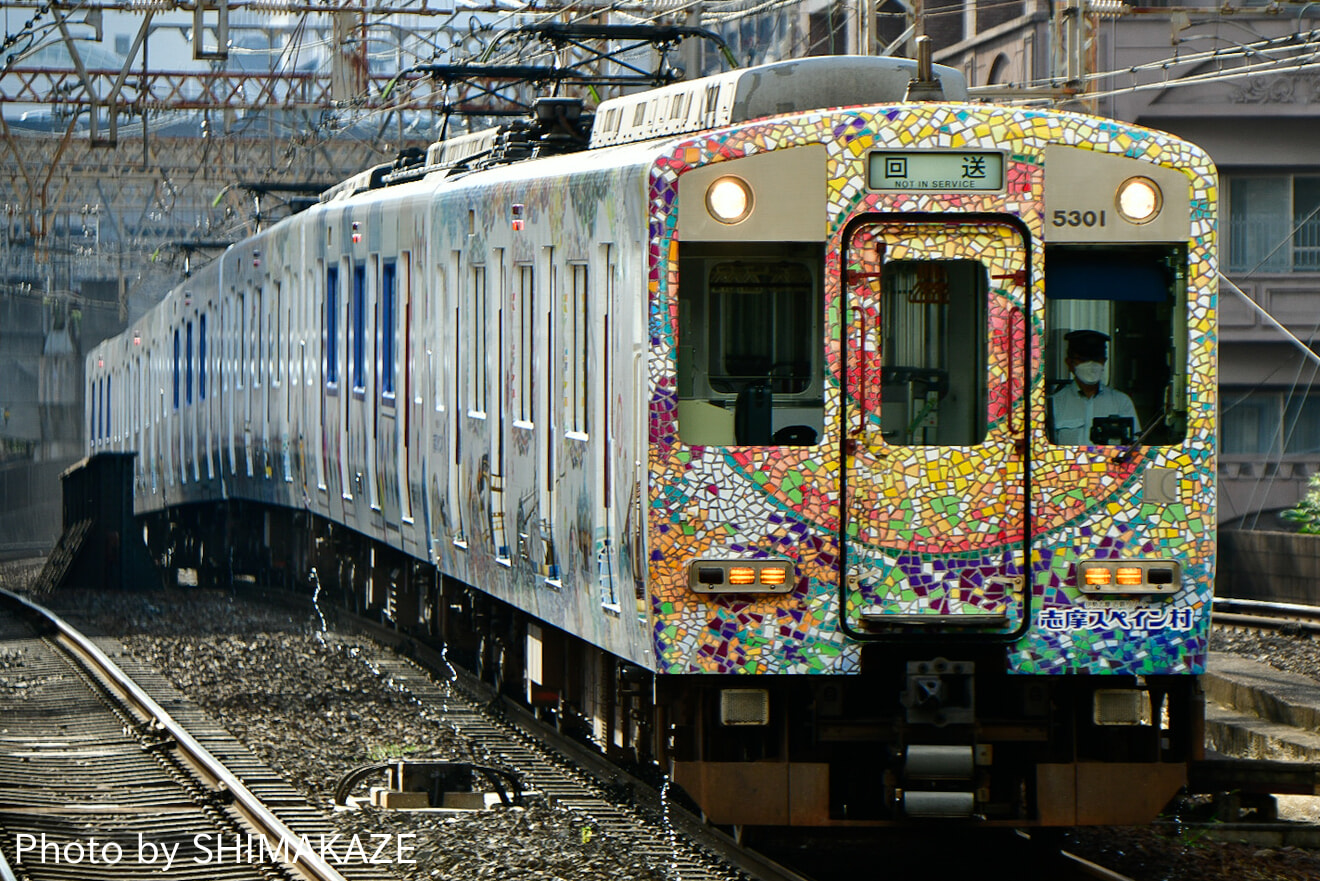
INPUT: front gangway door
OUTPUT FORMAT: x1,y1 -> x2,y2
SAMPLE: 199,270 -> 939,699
838,216 -> 1031,639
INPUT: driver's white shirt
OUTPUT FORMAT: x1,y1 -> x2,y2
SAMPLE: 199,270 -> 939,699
1050,382 -> 1139,445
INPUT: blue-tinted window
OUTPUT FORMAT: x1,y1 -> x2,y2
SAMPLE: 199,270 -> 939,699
106,375 -> 111,437
326,267 -> 340,386
381,261 -> 396,396
186,321 -> 194,406
1228,175 -> 1320,273
352,263 -> 366,392
199,314 -> 207,400
173,329 -> 180,410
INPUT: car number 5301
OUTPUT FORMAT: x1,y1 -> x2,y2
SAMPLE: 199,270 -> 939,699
1052,209 -> 1106,228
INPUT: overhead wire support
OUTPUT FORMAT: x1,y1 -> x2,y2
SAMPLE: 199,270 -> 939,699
518,22 -> 739,72
403,23 -> 737,118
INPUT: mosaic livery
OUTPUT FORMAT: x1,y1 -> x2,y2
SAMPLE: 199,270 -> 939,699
87,55 -> 1217,828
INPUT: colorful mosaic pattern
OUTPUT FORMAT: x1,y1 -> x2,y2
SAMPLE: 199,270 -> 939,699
647,105 -> 1216,676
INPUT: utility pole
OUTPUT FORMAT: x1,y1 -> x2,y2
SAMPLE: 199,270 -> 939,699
908,0 -> 924,58
684,3 -> 705,77
859,0 -> 876,55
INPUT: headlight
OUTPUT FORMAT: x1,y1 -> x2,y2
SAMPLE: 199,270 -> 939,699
706,175 -> 753,224
1115,176 -> 1162,224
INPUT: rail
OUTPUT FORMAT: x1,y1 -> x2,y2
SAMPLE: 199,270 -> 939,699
0,587 -> 349,881
1212,596 -> 1320,634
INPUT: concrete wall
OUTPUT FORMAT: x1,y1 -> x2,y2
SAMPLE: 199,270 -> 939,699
1218,530 -> 1320,604
0,458 -> 71,558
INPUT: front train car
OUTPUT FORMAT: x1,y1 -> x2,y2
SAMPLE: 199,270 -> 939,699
634,57 -> 1216,827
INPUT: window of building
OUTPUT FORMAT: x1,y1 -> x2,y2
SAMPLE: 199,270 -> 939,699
1286,395 -> 1320,455
1227,174 -> 1320,273
1222,389 -> 1320,456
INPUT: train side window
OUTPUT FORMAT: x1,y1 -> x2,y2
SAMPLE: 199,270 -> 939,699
516,264 -> 534,425
352,263 -> 367,394
186,321 -> 194,406
1045,244 -> 1188,446
237,291 -> 246,391
568,262 -> 589,436
220,296 -> 227,394
200,314 -> 207,401
676,242 -> 824,446
255,288 -> 264,389
173,328 -> 180,411
469,264 -> 488,416
325,266 -> 339,388
272,282 -> 282,389
432,264 -> 446,413
381,259 -> 397,399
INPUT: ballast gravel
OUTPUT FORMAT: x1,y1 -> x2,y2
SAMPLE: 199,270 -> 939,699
4,567 -> 1319,881
34,586 -> 667,881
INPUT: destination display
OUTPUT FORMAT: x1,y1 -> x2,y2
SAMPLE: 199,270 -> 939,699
868,151 -> 1004,191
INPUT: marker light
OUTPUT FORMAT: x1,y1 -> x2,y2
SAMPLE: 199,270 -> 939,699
1083,567 -> 1112,586
1116,176 -> 1162,224
760,566 -> 788,586
1115,567 -> 1144,586
728,566 -> 757,585
706,175 -> 753,224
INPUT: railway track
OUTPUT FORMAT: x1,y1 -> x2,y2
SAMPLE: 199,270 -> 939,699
0,588 -> 392,881
0,580 -> 1153,881
1,584 -> 807,881
1213,597 -> 1320,633
283,587 -> 1138,881
295,587 -> 809,881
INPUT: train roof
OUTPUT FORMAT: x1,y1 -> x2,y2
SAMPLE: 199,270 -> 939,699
589,55 -> 967,148
320,56 -> 968,204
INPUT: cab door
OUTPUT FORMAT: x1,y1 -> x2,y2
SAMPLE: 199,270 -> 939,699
839,216 -> 1030,636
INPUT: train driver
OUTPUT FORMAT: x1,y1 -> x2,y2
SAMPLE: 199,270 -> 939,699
1049,329 -> 1140,445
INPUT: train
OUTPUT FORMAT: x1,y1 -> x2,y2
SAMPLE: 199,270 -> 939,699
85,54 -> 1217,829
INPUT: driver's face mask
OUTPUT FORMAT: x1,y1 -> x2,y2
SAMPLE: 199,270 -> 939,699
1072,361 -> 1105,385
